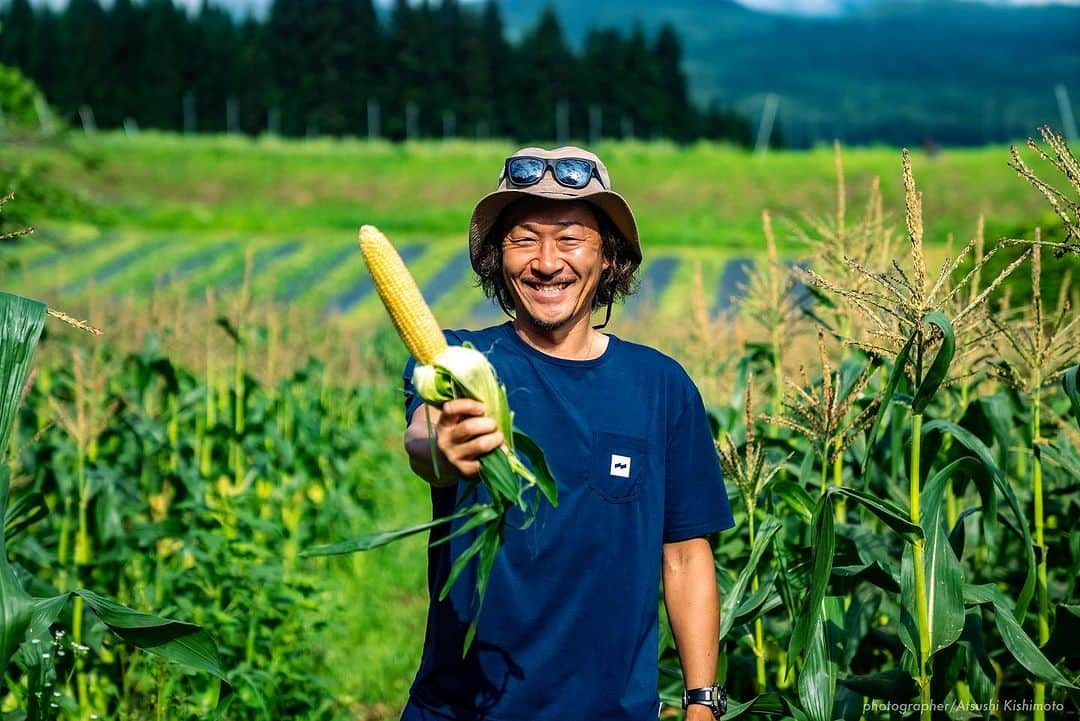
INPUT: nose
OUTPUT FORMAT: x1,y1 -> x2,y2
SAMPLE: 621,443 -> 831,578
531,238 -> 564,276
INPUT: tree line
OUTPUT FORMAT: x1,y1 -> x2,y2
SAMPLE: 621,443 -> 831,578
0,0 -> 756,145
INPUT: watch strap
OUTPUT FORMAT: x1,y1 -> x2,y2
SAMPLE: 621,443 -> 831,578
681,683 -> 728,718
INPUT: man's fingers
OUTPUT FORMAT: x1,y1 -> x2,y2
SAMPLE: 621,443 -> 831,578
441,398 -> 486,419
444,415 -> 498,443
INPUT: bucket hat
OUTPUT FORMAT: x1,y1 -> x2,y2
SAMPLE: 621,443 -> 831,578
468,146 -> 641,273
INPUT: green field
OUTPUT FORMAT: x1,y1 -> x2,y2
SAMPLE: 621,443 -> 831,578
3,132 -> 1079,721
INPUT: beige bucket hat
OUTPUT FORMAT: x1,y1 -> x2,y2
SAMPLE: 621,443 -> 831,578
468,146 -> 642,273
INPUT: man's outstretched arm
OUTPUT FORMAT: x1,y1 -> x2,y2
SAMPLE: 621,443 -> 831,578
662,535 -> 721,721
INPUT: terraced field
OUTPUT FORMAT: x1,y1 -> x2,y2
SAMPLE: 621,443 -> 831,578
13,224 -> 786,331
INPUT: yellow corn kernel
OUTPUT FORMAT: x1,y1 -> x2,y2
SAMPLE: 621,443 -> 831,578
358,225 -> 448,365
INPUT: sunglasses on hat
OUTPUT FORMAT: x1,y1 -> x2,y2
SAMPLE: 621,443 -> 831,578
503,156 -> 607,190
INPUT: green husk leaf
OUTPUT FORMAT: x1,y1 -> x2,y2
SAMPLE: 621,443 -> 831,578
513,430 -> 558,507
302,503 -> 488,555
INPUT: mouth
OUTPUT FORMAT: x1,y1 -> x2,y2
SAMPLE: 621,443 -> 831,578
521,278 -> 575,304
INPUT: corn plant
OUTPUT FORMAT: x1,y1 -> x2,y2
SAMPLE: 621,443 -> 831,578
0,291 -> 229,720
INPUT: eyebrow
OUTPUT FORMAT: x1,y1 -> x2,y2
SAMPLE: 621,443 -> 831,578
517,221 -> 584,231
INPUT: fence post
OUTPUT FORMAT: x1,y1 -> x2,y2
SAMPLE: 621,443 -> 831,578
588,104 -> 602,144
123,117 -> 139,136
183,92 -> 197,134
755,93 -> 779,154
1055,84 -> 1078,144
226,96 -> 239,134
406,101 -> 419,140
442,110 -> 455,139
33,95 -> 54,135
78,105 -> 96,133
367,98 -> 380,140
268,107 -> 280,136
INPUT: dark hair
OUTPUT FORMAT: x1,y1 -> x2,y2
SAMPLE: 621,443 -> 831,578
474,200 -> 639,318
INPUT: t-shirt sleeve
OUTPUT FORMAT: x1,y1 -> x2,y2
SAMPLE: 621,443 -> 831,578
663,374 -> 736,543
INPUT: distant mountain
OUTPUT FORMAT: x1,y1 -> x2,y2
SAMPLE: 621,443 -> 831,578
496,0 -> 1080,146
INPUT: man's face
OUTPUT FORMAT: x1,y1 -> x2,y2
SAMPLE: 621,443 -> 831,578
499,198 -> 610,333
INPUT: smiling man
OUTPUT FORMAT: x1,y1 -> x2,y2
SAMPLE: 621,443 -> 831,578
398,146 -> 735,721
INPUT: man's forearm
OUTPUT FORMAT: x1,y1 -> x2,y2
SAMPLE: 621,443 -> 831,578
662,537 -> 720,691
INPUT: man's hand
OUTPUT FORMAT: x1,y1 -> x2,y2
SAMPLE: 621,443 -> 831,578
404,399 -> 505,486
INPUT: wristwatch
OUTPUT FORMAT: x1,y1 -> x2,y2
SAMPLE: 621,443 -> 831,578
681,683 -> 727,719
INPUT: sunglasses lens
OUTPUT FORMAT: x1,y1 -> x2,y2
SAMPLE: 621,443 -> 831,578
554,159 -> 593,188
507,158 -> 545,186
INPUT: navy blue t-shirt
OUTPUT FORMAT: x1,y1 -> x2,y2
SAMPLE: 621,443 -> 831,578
398,321 -> 735,721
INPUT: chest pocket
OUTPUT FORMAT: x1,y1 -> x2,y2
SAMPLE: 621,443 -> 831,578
587,431 -> 649,503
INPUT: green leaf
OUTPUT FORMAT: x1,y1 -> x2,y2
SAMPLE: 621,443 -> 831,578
439,530 -> 488,603
478,447 -> 524,509
734,567 -> 781,627
838,669 -> 916,701
1064,365 -> 1080,426
4,491 -> 48,541
720,516 -> 781,641
74,590 -> 229,684
962,583 -> 1077,689
302,503 -> 487,555
513,430 -> 558,507
770,480 -> 814,523
0,292 -> 46,458
428,505 -> 499,549
462,522 -> 502,657
923,420 -> 1036,620
0,467 -> 35,669
830,486 -> 922,542
830,560 -> 900,595
862,329 -> 917,472
919,458 -> 966,657
958,611 -> 995,716
788,494 -> 834,661
910,311 -> 955,414
797,597 -> 837,721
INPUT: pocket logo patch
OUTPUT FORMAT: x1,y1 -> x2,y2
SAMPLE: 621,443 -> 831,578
609,454 -> 631,478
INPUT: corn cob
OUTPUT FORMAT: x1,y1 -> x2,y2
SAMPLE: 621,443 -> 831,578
358,225 -> 448,365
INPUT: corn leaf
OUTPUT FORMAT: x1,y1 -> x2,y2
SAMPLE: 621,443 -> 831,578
923,420 -> 1035,620
512,430 -> 558,507
769,480 -> 814,523
911,311 -> 955,414
303,502 -> 488,555
962,583 -> 1078,689
797,596 -> 837,721
1064,365 -> 1080,426
788,494 -> 834,661
862,329 -> 917,472
918,458 -> 966,657
720,516 -> 781,641
74,590 -> 229,684
829,486 -> 922,542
